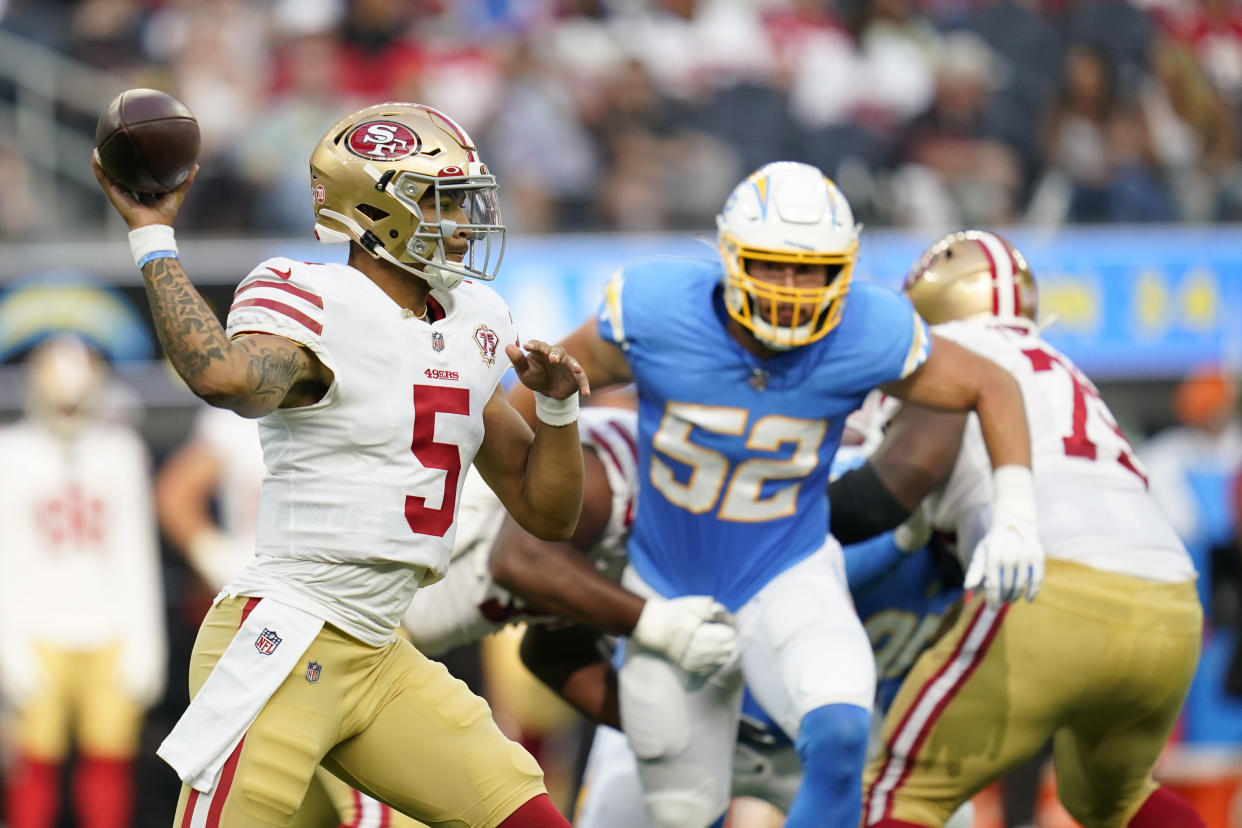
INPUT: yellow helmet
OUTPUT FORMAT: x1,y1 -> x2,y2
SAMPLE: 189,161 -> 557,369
309,102 -> 504,291
903,230 -> 1037,326
716,161 -> 859,350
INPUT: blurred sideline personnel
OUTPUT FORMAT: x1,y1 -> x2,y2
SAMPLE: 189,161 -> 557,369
0,335 -> 165,828
157,405 -> 421,827
833,231 -> 1204,828
1138,368 -> 1242,543
93,100 -> 588,827
510,160 -> 1043,828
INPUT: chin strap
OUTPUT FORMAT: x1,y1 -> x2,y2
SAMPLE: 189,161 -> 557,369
315,209 -> 462,290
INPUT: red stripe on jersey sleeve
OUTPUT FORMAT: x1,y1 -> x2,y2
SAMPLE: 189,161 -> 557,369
234,279 -> 324,309
230,298 -> 323,336
606,420 -> 639,464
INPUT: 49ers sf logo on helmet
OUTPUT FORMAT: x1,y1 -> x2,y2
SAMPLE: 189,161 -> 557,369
345,121 -> 421,161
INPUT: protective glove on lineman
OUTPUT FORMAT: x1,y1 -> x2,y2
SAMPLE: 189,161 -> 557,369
965,465 -> 1045,610
632,595 -> 738,675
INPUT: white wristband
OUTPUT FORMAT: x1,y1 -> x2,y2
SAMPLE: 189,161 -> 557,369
534,391 -> 579,427
129,225 -> 178,268
993,465 -> 1036,523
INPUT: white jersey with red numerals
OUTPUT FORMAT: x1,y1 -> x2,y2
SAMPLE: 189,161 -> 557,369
223,256 -> 518,646
403,406 -> 639,656
0,419 -> 165,693
924,320 -> 1195,583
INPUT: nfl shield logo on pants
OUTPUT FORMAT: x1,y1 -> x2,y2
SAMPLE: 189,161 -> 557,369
305,661 -> 322,684
255,628 -> 281,655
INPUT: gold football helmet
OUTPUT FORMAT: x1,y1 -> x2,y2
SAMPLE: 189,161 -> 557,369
716,161 -> 859,350
903,230 -> 1037,326
310,102 -> 504,291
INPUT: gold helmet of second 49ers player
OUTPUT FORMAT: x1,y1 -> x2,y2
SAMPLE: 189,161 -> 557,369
903,230 -> 1037,326
310,102 -> 504,291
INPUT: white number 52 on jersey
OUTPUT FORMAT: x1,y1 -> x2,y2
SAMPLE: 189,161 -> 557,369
651,402 -> 827,522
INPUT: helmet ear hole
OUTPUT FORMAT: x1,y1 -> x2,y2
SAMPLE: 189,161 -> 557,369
355,203 -> 390,221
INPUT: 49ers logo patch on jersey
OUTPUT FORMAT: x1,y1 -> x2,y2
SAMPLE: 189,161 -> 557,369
474,324 -> 499,366
255,628 -> 282,655
345,121 -> 421,161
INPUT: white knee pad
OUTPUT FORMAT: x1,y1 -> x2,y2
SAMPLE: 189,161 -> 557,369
642,773 -> 725,828
620,652 -> 691,760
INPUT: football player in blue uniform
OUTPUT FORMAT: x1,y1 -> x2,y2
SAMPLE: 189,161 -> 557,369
510,161 -> 1043,828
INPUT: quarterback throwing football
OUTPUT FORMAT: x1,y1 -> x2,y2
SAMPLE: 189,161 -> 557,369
93,102 -> 586,828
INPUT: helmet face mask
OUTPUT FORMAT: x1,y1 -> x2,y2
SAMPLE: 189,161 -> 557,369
903,230 -> 1037,327
716,162 -> 859,350
310,103 -> 505,291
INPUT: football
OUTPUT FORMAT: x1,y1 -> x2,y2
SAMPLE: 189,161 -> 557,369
94,88 -> 200,195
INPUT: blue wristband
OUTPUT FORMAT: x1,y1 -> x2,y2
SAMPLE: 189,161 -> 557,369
136,250 -> 179,268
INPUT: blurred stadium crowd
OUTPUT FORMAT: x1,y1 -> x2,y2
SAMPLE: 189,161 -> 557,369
2,2 -> 1242,826
4,0 -> 1242,239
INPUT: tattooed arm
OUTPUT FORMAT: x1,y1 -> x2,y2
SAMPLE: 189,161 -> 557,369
141,257 -> 329,416
94,154 -> 331,418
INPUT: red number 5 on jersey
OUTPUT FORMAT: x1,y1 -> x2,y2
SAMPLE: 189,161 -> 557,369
405,385 -> 469,537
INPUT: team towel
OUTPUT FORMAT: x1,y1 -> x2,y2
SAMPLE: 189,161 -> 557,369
157,597 -> 324,792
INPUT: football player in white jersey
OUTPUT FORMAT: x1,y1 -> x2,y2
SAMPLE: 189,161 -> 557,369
157,406 -> 423,828
0,335 -> 165,828
832,230 -> 1205,828
93,101 -> 588,828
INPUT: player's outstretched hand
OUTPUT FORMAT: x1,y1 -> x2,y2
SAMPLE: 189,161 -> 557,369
633,595 -> 738,676
92,149 -> 197,230
965,506 -> 1045,609
506,339 -> 590,401
967,467 -> 1044,609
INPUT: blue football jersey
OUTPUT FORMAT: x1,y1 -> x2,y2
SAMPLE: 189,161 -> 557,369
597,256 -> 929,609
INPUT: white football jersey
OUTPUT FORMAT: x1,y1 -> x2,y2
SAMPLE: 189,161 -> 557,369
223,257 -> 518,645
925,321 -> 1195,583
0,420 -> 164,652
404,406 -> 639,655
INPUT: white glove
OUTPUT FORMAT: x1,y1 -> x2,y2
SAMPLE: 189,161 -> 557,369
632,595 -> 738,675
965,466 -> 1045,609
893,503 -> 932,552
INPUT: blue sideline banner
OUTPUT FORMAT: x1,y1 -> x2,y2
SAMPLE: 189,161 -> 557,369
6,226 -> 1240,380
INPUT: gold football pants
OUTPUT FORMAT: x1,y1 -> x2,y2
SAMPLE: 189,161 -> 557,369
16,641 -> 143,760
172,596 -> 546,827
865,560 -> 1202,828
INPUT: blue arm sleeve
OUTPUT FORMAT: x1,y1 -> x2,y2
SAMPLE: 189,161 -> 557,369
843,533 -> 909,597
